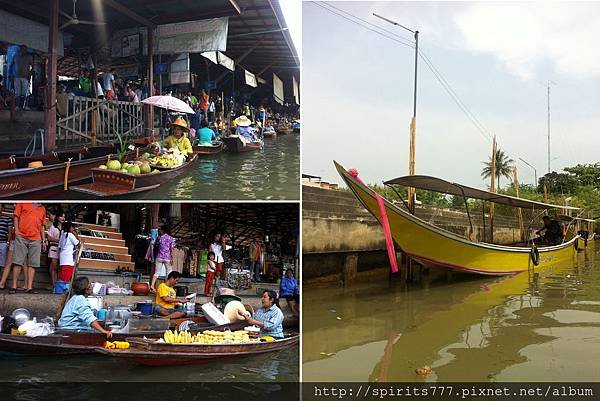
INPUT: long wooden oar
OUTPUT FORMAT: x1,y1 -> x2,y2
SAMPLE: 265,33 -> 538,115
55,240 -> 85,321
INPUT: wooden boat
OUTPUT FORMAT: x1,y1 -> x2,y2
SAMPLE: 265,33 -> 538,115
0,142 -> 151,200
0,320 -> 248,356
263,129 -> 277,138
275,125 -> 293,135
70,153 -> 199,197
192,142 -> 224,155
222,135 -> 263,153
96,333 -> 299,366
335,161 -> 580,275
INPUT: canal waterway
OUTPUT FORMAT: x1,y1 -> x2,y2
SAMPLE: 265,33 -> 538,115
0,347 -> 298,382
303,247 -> 600,381
65,134 -> 300,201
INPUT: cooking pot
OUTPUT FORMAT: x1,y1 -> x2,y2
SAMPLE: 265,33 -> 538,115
174,286 -> 188,297
131,282 -> 150,296
106,306 -> 131,325
86,296 -> 104,311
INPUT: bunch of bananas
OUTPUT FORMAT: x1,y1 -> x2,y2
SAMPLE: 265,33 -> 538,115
150,154 -> 181,167
162,329 -> 256,345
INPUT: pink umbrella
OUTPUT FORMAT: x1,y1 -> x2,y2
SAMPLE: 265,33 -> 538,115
141,95 -> 194,114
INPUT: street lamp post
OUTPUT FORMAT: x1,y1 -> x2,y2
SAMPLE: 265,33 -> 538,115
518,158 -> 537,187
373,13 -> 419,213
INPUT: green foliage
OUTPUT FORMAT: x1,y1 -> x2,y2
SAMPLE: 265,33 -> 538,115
563,163 -> 600,189
538,172 -> 579,195
115,131 -> 130,163
481,149 -> 515,188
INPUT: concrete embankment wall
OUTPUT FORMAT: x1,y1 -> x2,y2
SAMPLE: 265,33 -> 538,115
302,185 -> 524,284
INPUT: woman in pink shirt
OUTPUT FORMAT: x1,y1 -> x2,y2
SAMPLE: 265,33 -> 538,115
150,225 -> 176,293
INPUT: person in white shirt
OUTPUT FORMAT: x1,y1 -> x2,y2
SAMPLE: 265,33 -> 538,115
58,221 -> 80,283
208,233 -> 225,279
103,70 -> 116,100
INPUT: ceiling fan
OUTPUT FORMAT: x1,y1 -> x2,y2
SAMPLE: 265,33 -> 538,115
59,0 -> 107,30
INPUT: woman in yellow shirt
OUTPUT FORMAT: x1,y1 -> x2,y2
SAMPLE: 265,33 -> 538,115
164,117 -> 193,157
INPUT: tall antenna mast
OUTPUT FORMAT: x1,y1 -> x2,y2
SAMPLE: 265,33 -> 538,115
546,80 -> 556,173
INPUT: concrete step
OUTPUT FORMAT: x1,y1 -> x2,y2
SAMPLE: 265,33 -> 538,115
77,222 -> 119,233
81,243 -> 129,255
81,252 -> 132,263
303,210 -> 377,222
302,201 -> 368,216
78,258 -> 135,271
80,235 -> 125,247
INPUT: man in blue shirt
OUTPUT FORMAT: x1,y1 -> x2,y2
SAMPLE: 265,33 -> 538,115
59,276 -> 113,338
241,290 -> 284,339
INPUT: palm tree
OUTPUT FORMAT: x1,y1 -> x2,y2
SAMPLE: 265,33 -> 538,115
481,149 -> 515,189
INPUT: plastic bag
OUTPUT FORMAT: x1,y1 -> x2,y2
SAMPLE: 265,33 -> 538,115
19,319 -> 54,337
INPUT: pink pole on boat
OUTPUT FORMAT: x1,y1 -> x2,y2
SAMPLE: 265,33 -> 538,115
348,168 -> 399,273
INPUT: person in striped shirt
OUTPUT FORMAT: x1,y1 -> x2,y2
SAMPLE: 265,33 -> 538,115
0,204 -> 13,284
240,289 -> 284,339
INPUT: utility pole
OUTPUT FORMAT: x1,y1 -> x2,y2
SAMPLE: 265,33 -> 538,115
373,13 -> 419,213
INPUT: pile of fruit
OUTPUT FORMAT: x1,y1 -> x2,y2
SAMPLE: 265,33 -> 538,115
104,341 -> 130,349
148,147 -> 186,168
98,159 -> 159,175
162,329 -> 257,345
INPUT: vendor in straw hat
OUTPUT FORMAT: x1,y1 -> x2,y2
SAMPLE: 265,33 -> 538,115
164,116 -> 193,157
234,115 -> 257,143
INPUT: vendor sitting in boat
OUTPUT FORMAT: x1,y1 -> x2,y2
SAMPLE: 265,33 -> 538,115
239,289 -> 284,339
155,271 -> 189,319
234,115 -> 257,143
534,216 -> 566,245
164,117 -> 193,157
196,119 -> 217,146
58,276 -> 113,338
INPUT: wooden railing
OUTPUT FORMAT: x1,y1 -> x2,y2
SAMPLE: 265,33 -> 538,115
56,95 -> 145,148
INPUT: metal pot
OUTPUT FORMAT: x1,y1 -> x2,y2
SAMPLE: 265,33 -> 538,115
106,306 -> 131,325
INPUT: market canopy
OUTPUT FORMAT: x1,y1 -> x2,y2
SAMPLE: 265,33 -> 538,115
384,175 -> 580,210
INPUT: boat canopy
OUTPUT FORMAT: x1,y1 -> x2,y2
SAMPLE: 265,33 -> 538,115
557,214 -> 597,222
384,175 -> 579,210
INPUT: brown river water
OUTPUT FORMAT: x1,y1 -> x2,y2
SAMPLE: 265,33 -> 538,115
303,245 -> 600,381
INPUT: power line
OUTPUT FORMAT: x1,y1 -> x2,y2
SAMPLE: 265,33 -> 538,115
311,1 -> 531,174
311,2 -> 414,49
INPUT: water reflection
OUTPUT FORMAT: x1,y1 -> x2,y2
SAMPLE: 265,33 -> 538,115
303,246 -> 600,382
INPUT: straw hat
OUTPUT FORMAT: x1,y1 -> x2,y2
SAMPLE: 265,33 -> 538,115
223,300 -> 247,322
234,115 -> 252,127
171,117 -> 189,131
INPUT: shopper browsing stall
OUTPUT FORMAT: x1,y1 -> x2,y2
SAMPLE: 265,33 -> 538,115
150,225 -> 176,293
58,221 -> 80,282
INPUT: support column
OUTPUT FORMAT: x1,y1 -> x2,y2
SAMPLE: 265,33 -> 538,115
343,253 -> 358,285
45,0 -> 59,151
146,26 -> 154,136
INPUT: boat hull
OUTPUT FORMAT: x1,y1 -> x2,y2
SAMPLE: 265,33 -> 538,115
96,334 -> 299,366
70,153 -> 199,197
192,142 -> 224,156
222,136 -> 262,153
0,320 -> 247,356
335,161 -> 578,275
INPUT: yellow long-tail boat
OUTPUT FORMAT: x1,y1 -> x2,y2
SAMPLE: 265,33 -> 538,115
335,161 -> 580,275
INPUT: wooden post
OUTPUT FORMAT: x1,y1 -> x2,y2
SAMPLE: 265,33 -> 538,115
407,116 -> 416,213
489,136 -> 497,243
543,183 -> 548,203
146,26 -> 154,136
512,167 -> 525,242
44,0 -> 59,152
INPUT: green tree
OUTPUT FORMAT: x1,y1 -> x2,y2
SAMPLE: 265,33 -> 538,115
481,149 -> 515,189
538,172 -> 579,195
563,163 -> 600,189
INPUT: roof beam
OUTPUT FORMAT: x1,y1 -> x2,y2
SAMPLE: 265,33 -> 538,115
102,0 -> 155,27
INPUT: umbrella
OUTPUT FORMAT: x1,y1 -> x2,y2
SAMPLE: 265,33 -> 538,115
141,95 -> 194,114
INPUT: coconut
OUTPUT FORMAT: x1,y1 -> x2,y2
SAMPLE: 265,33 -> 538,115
152,169 -> 160,174
120,168 -> 129,173
107,159 -> 121,170
140,163 -> 151,174
98,165 -> 108,169
121,163 -> 132,170
128,165 -> 141,175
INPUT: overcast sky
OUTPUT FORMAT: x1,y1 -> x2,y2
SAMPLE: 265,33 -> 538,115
303,1 -> 600,189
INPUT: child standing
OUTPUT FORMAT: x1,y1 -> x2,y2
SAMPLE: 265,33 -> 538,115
204,251 -> 216,296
